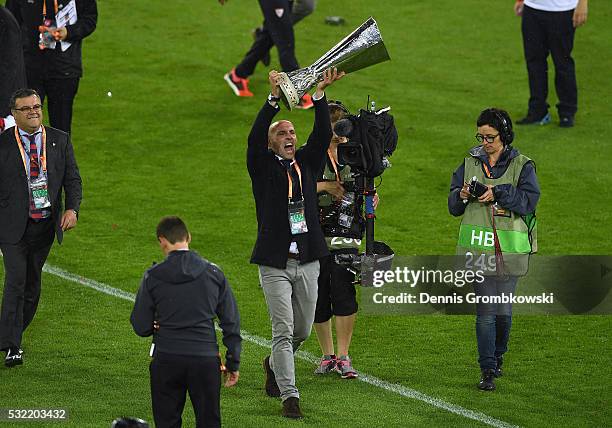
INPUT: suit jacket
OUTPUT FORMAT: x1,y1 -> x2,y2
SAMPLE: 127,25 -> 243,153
0,125 -> 82,244
5,0 -> 98,80
0,6 -> 26,117
247,96 -> 332,269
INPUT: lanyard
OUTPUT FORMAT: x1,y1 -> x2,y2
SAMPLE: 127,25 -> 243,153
286,161 -> 303,200
14,126 -> 47,175
42,0 -> 59,20
327,149 -> 340,182
490,204 -> 505,276
482,162 -> 492,178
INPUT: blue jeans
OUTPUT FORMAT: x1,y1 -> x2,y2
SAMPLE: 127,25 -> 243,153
474,276 -> 518,370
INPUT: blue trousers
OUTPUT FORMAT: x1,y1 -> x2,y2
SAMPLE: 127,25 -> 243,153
474,276 -> 518,370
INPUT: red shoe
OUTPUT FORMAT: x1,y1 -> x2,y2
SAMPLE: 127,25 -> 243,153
295,93 -> 314,109
224,68 -> 254,97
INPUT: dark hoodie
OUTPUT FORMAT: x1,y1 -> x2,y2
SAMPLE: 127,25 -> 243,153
448,145 -> 540,217
130,250 -> 241,372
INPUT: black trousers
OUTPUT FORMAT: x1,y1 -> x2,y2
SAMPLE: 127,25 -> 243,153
150,353 -> 222,428
27,71 -> 80,134
0,218 -> 55,351
521,5 -> 577,118
235,0 -> 299,78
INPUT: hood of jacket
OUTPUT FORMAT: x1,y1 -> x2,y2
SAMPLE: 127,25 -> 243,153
149,250 -> 207,284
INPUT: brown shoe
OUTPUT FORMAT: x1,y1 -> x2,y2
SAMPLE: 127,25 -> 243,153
263,356 -> 281,397
282,397 -> 303,419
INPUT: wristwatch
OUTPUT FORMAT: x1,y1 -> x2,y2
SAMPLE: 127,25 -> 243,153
268,93 -> 281,103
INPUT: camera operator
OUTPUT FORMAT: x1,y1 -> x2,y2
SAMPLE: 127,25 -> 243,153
313,101 -> 378,379
247,68 -> 343,419
448,108 -> 540,392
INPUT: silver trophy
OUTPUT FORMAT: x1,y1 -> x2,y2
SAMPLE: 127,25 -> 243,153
278,17 -> 391,110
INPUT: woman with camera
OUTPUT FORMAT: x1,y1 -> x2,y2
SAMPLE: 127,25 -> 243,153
448,108 -> 540,391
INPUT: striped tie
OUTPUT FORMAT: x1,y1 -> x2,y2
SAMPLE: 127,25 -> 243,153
27,133 -> 44,219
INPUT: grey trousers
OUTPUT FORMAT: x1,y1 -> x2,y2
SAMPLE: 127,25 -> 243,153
259,259 -> 319,401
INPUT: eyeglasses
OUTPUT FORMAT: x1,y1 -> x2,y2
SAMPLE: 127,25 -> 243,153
475,133 -> 499,143
14,104 -> 42,113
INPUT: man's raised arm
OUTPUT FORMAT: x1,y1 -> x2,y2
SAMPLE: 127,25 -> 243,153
246,71 -> 282,176
300,68 -> 344,167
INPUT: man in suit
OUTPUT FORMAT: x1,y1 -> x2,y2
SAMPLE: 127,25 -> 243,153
6,0 -> 98,134
0,88 -> 82,367
247,67 -> 343,418
0,5 -> 26,132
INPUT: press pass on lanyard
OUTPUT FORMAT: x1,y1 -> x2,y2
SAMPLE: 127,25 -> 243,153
286,161 -> 308,235
31,175 -> 51,209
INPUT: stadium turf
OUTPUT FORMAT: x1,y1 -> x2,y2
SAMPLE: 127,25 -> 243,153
1,0 -> 611,426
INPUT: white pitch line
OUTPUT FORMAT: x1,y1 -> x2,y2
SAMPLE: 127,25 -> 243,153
36,262 -> 517,428
43,264 -> 137,302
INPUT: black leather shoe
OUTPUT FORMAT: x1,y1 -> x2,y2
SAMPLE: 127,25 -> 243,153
5,347 -> 23,368
559,116 -> 575,128
477,369 -> 496,391
282,397 -> 304,419
263,356 -> 281,398
494,356 -> 503,378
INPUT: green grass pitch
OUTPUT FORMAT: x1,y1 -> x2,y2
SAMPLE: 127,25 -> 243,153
1,0 -> 611,426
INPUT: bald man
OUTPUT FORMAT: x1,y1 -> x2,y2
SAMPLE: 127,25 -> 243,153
246,68 -> 343,419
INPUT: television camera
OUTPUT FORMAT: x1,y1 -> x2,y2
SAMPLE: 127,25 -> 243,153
325,100 -> 398,285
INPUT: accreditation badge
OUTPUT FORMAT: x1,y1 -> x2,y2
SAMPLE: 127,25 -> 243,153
30,174 -> 51,209
38,19 -> 58,50
288,199 -> 308,235
338,191 -> 356,228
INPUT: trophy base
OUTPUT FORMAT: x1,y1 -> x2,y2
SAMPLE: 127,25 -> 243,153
278,72 -> 301,110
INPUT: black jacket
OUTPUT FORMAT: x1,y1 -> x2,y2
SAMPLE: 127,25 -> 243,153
0,6 -> 26,117
0,125 -> 82,244
247,97 -> 332,268
448,145 -> 540,217
130,250 -> 241,372
6,0 -> 97,79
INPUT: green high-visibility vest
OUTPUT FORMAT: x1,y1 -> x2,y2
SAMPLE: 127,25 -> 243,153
456,153 -> 537,276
